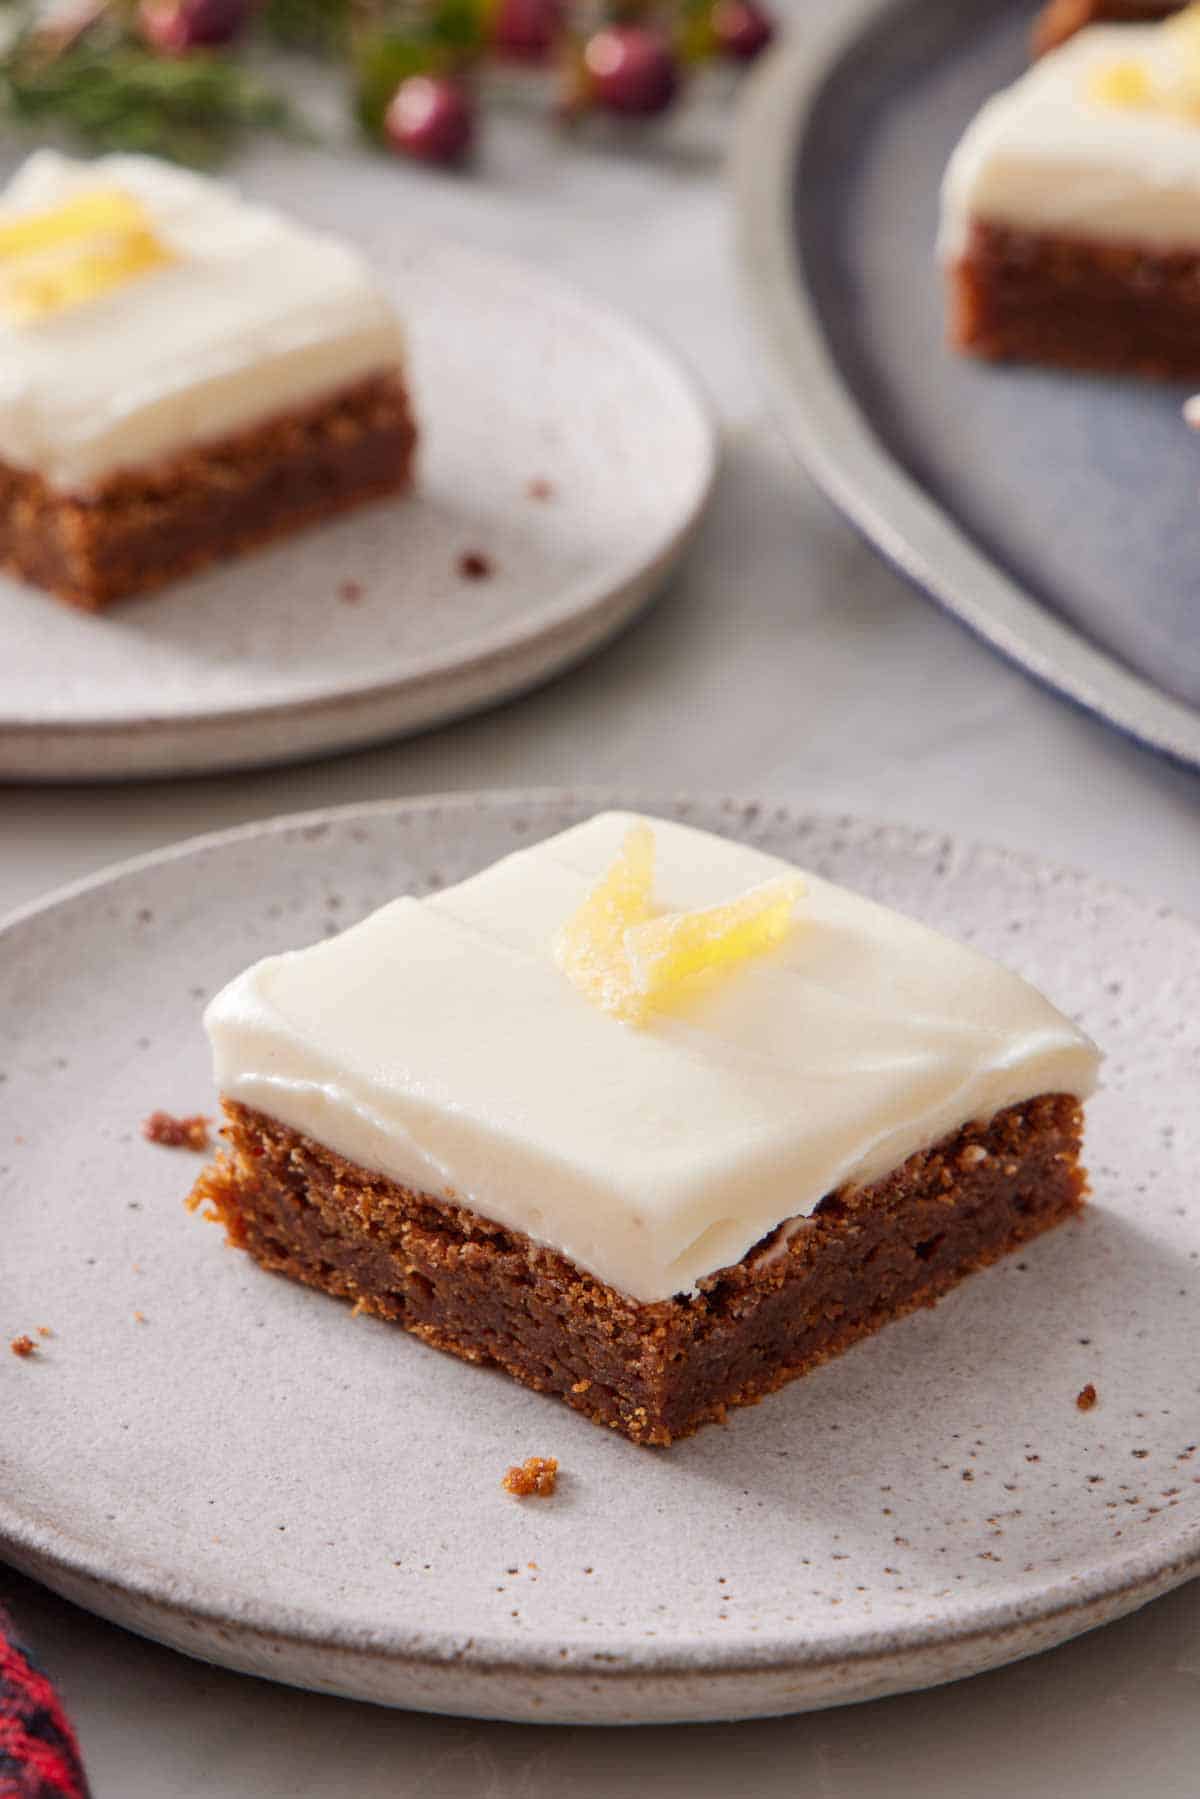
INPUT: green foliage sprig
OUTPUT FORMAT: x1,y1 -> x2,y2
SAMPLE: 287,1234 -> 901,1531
0,3 -> 297,165
0,0 -> 774,169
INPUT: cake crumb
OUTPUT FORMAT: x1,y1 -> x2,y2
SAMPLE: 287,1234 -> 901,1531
1077,1383 -> 1098,1412
10,1335 -> 36,1358
338,579 -> 364,604
526,477 -> 555,501
457,550 -> 493,580
142,1110 -> 210,1151
502,1456 -> 558,1498
133,1311 -> 147,1325
36,1325 -> 53,1338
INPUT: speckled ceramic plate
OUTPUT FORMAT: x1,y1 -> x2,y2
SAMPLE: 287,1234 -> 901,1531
2,792 -> 1199,1724
734,0 -> 1200,769
0,227 -> 715,783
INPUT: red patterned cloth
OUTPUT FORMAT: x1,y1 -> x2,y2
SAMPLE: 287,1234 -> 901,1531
0,1611 -> 90,1799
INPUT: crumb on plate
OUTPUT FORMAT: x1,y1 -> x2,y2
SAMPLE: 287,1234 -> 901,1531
142,1110 -> 210,1151
10,1335 -> 36,1359
502,1455 -> 559,1498
457,550 -> 493,580
1077,1383 -> 1098,1412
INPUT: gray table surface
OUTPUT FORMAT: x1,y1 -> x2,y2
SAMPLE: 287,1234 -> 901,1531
4,15 -> 1200,1793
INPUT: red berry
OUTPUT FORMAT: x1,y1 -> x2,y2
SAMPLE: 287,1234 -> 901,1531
384,76 -> 475,166
583,26 -> 680,117
138,0 -> 250,52
711,0 -> 774,61
492,0 -> 564,62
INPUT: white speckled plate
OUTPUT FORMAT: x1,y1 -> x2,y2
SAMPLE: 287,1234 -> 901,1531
0,236 -> 715,783
2,793 -> 1199,1724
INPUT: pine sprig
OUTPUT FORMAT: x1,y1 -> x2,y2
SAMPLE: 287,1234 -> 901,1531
0,9 -> 299,165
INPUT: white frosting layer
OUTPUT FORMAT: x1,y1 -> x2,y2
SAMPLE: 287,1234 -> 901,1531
0,152 -> 405,491
940,25 -> 1200,259
205,813 -> 1100,1305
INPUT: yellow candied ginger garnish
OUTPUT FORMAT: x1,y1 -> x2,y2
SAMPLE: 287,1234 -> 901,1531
552,823 -> 655,1021
0,189 -> 148,259
553,826 -> 805,1025
2,231 -> 173,324
0,188 -> 175,324
625,875 -> 806,1010
1089,4 -> 1200,119
1086,60 -> 1152,109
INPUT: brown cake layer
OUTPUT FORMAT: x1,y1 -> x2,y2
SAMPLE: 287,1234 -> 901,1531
948,220 -> 1200,377
189,1094 -> 1089,1447
1032,0 -> 1180,58
1,371 -> 417,611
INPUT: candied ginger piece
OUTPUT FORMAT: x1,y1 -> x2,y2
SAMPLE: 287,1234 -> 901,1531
554,829 -> 805,1024
1087,60 -> 1152,109
553,824 -> 654,1020
0,188 -> 174,323
0,189 -> 147,259
1089,7 -> 1200,119
625,875 -> 805,1007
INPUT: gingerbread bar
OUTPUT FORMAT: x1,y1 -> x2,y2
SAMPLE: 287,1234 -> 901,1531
942,12 -> 1200,376
0,151 -> 415,610
190,813 -> 1100,1446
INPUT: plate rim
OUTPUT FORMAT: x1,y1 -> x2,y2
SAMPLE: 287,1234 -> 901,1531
731,0 -> 1200,773
0,238 -> 718,784
4,787 -> 1200,1719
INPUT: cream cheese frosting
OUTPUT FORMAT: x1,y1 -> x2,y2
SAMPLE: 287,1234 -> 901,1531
205,813 -> 1100,1305
939,24 -> 1200,260
0,151 -> 405,492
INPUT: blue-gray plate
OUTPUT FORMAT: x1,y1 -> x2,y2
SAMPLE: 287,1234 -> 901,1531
734,0 -> 1200,769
